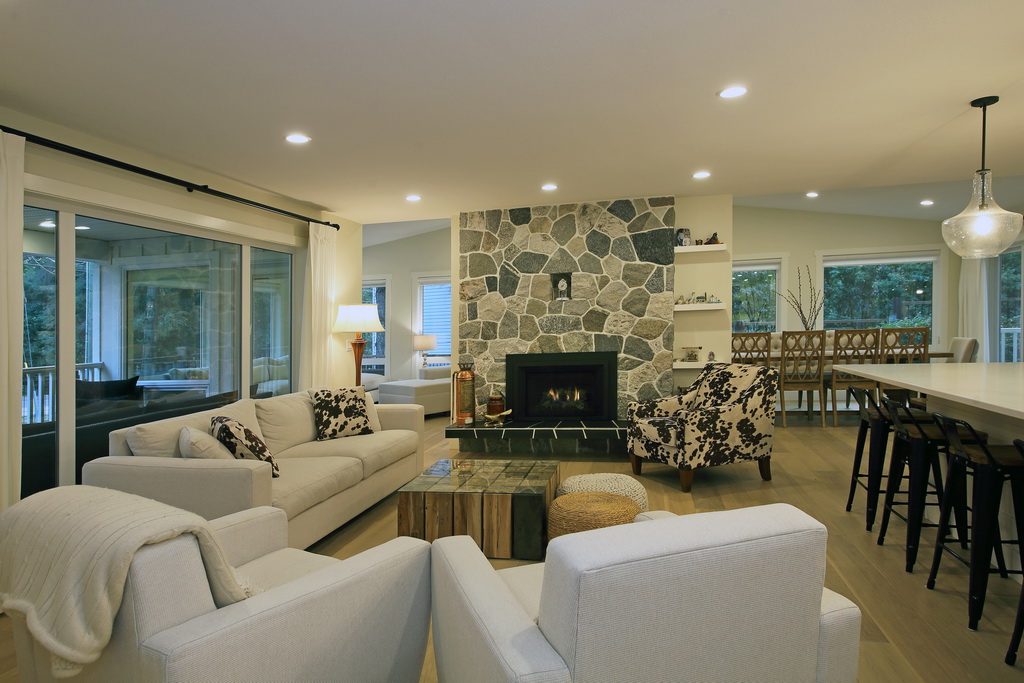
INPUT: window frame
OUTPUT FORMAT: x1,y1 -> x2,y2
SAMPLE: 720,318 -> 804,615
732,257 -> 784,333
413,271 -> 452,361
817,245 -> 945,348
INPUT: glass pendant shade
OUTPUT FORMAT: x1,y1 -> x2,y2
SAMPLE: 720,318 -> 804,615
942,170 -> 1023,259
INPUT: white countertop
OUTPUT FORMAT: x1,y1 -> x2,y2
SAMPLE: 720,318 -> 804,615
832,362 -> 1024,421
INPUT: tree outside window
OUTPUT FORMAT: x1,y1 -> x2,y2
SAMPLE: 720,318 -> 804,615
822,258 -> 935,333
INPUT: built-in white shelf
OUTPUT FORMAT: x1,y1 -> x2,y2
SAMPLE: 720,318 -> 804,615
674,303 -> 727,311
673,361 -> 710,370
674,243 -> 727,254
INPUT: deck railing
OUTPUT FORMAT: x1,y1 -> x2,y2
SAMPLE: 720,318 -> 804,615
21,362 -> 103,424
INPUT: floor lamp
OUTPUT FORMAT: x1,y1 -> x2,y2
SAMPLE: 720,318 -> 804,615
333,304 -> 385,388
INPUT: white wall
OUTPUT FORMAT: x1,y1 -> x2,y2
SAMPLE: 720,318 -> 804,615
733,205 -> 959,346
362,226 -> 451,380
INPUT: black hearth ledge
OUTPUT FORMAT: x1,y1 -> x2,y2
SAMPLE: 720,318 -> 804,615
444,419 -> 628,441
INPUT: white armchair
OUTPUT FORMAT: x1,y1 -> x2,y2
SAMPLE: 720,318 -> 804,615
431,503 -> 861,683
9,506 -> 431,683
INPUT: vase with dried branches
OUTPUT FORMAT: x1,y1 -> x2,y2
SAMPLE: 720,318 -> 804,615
777,266 -> 824,330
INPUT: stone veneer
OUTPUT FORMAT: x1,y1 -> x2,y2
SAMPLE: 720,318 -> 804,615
458,196 -> 676,419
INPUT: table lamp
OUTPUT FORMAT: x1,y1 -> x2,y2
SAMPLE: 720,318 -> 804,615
413,334 -> 437,367
333,304 -> 385,387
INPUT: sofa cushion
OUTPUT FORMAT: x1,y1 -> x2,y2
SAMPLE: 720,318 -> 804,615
309,387 -> 374,440
125,399 -> 266,458
178,427 -> 233,459
255,392 -> 318,455
276,430 -> 418,478
271,457 -> 363,520
212,416 -> 280,477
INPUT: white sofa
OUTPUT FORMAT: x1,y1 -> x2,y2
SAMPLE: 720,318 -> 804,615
83,390 -> 424,548
432,503 -> 861,682
8,504 -> 432,683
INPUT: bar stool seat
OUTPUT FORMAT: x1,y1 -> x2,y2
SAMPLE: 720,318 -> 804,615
927,416 -> 1024,633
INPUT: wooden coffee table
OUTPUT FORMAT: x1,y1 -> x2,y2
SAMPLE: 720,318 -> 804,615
397,459 -> 560,560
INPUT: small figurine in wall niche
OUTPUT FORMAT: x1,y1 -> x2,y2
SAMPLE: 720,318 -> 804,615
705,232 -> 721,245
707,351 -> 716,362
675,228 -> 692,247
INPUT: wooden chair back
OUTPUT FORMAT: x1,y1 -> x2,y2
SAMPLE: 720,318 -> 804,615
731,332 -> 771,366
780,330 -> 827,383
878,327 -> 929,364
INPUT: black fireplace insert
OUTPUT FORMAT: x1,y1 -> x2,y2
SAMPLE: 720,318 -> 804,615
505,351 -> 617,422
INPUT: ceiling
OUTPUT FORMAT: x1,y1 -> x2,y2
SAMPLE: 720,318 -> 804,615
2,0 -> 1024,227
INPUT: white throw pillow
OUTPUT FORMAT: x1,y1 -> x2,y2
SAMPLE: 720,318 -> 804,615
364,395 -> 382,432
178,427 -> 233,459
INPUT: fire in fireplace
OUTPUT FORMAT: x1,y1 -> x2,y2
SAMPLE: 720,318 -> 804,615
505,351 -> 617,422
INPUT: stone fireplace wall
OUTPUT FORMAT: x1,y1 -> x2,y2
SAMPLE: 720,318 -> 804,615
458,196 -> 676,419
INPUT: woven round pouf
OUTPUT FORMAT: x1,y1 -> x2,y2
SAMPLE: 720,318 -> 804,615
548,491 -> 641,540
556,473 -> 649,511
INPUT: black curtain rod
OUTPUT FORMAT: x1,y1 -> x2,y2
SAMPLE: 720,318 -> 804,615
1,123 -> 341,230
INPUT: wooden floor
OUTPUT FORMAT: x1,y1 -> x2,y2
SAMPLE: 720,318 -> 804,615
4,412 -> 1024,682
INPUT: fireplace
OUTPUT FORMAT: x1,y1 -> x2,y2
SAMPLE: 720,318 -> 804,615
505,351 -> 617,422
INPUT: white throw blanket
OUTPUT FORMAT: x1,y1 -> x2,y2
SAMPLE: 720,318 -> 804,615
0,485 -> 251,678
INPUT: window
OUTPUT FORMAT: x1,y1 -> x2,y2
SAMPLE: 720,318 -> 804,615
362,279 -> 387,375
417,276 -> 452,360
822,253 -> 938,338
998,248 -> 1022,362
732,261 -> 779,332
251,248 -> 292,397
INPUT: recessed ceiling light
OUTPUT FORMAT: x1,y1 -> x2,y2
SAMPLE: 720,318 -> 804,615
406,195 -> 421,202
806,192 -> 819,198
39,220 -> 55,228
718,86 -> 747,98
541,183 -> 558,191
920,200 -> 935,206
74,225 -> 90,230
285,133 -> 311,144
692,171 -> 711,179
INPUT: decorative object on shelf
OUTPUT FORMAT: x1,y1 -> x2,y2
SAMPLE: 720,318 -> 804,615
941,96 -> 1023,259
707,293 -> 721,303
551,273 -> 572,300
332,304 -> 385,388
677,292 -> 696,305
482,408 -> 511,425
695,239 -> 704,246
777,265 -> 824,330
707,351 -> 716,361
705,232 -> 721,245
486,390 -> 506,417
694,293 -> 707,304
453,363 -> 476,426
413,334 -> 437,367
681,346 -> 703,362
675,228 -> 691,246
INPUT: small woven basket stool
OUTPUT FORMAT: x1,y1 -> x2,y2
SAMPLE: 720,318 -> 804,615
548,491 -> 641,540
556,473 -> 649,511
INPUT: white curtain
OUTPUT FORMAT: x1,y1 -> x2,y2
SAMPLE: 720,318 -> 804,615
306,222 -> 337,383
1,132 -> 25,511
958,257 -> 994,362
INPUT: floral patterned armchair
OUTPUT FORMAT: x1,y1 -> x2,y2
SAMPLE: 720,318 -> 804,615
626,362 -> 779,492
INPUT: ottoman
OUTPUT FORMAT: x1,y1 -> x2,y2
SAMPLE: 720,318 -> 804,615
548,492 -> 641,540
378,378 -> 451,415
556,473 -> 649,511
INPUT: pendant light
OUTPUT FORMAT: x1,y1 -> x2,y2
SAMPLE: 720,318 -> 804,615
941,96 -> 1023,259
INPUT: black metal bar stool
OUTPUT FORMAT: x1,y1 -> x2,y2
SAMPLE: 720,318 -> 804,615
847,387 -> 929,532
927,416 -> 1024,632
877,397 -> 959,573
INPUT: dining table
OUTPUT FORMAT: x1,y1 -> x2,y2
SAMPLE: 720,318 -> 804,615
831,361 -> 1024,629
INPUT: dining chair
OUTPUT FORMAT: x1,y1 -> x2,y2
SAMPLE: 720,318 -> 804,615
877,326 -> 930,402
779,330 -> 827,427
731,331 -> 771,365
830,328 -> 880,427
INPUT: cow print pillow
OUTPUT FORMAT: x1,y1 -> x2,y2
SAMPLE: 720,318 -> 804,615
309,387 -> 375,441
211,416 -> 280,477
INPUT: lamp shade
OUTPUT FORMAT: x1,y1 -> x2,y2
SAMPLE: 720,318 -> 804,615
941,170 -> 1023,259
413,334 -> 437,352
332,304 -> 385,333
